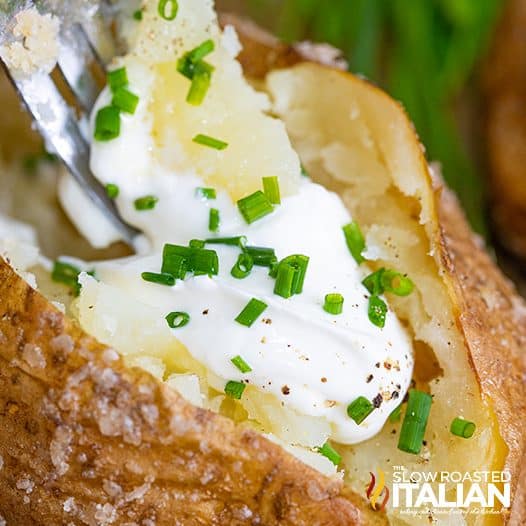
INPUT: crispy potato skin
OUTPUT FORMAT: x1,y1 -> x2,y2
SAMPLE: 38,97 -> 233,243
0,13 -> 524,526
0,258 -> 384,525
437,187 -> 526,524
484,0 -> 526,260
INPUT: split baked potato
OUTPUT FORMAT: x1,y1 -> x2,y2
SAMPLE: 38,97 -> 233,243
0,2 -> 525,525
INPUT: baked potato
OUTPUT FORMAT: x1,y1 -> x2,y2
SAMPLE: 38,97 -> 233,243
0,1 -> 525,525
484,0 -> 526,262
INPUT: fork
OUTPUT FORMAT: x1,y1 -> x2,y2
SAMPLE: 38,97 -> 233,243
0,5 -> 140,246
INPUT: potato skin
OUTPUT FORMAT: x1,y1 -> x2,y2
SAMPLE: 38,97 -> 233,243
0,13 -> 524,526
484,0 -> 526,261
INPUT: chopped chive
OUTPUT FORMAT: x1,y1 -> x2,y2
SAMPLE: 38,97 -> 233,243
363,268 -> 414,297
231,253 -> 254,279
189,239 -> 205,249
231,355 -> 252,373
343,221 -> 366,264
165,311 -> 190,329
51,260 -> 82,296
196,187 -> 216,200
347,396 -> 374,425
162,244 -> 219,277
381,269 -> 414,297
450,417 -> 476,439
141,272 -> 175,286
187,39 -> 215,64
362,269 -> 385,296
274,262 -> 296,299
235,298 -> 268,327
133,9 -> 143,20
262,176 -> 281,205
316,441 -> 341,466
244,246 -> 277,268
94,106 -> 120,141
368,295 -> 387,328
389,404 -> 403,423
111,87 -> 139,114
324,293 -> 344,315
300,164 -> 309,178
209,208 -> 220,232
237,191 -> 273,224
398,389 -> 432,454
186,64 -> 212,106
105,183 -> 119,199
190,248 -> 219,276
158,0 -> 178,20
205,236 -> 247,248
225,380 -> 246,400
177,55 -> 214,81
273,255 -> 309,298
134,195 -> 158,211
193,134 -> 228,150
107,67 -> 128,92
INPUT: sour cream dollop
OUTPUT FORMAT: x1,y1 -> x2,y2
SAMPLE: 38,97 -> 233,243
64,14 -> 414,445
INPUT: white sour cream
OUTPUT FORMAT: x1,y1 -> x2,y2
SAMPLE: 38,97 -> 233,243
75,10 -> 414,445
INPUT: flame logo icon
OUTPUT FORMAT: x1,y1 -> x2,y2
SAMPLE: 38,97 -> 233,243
366,468 -> 390,511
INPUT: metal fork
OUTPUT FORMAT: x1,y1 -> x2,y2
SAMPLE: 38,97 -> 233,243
0,7 -> 140,246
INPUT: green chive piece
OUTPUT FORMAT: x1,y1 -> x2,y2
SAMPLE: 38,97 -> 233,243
231,355 -> 252,373
237,191 -> 274,224
51,261 -> 82,296
363,268 -> 414,297
187,63 -> 212,106
343,221 -> 366,264
94,106 -> 120,141
134,195 -> 158,211
107,67 -> 128,92
225,380 -> 246,400
231,253 -> 254,280
189,239 -> 206,249
368,295 -> 388,328
244,246 -> 277,268
389,404 -> 403,423
381,269 -> 415,297
347,396 -> 374,425
162,244 -> 219,277
450,417 -> 476,439
316,441 -> 341,466
301,164 -> 309,178
205,236 -> 247,248
111,87 -> 139,115
141,272 -> 175,286
273,255 -> 309,298
158,0 -> 178,20
196,187 -> 216,200
190,248 -> 219,276
133,9 -> 143,20
274,262 -> 296,299
362,269 -> 385,296
235,298 -> 268,327
105,183 -> 119,199
398,389 -> 433,455
324,293 -> 344,315
193,134 -> 228,150
262,176 -> 281,205
209,208 -> 220,232
187,39 -> 215,64
166,311 -> 190,329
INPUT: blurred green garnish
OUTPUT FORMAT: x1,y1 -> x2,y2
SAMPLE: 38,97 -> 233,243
246,0 -> 502,234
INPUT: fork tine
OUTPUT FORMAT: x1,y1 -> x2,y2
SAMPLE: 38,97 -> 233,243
0,62 -> 140,245
57,23 -> 105,113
